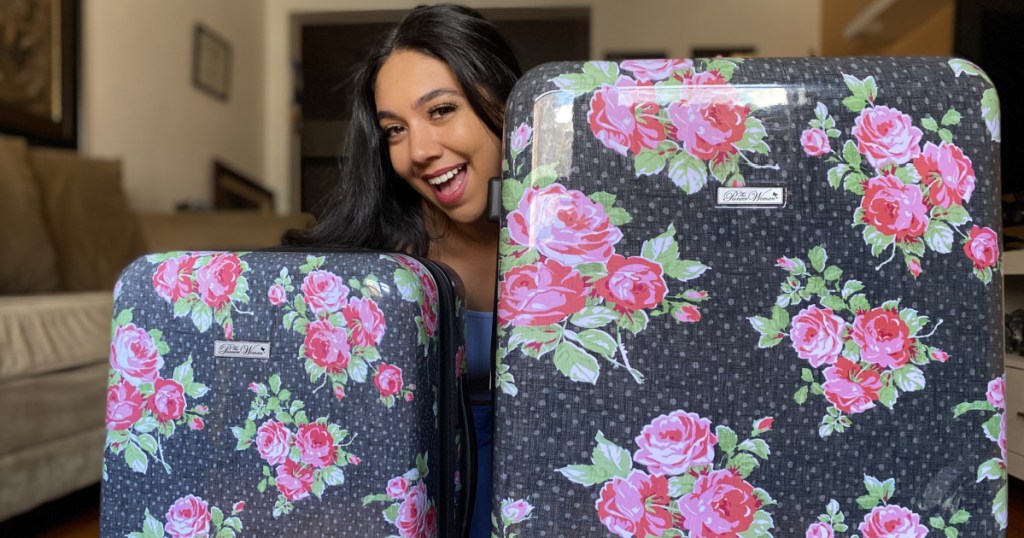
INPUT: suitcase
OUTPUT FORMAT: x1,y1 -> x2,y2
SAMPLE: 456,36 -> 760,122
101,250 -> 471,537
492,57 -> 1006,536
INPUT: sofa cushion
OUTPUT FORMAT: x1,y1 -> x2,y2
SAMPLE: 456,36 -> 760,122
30,148 -> 146,291
0,135 -> 61,294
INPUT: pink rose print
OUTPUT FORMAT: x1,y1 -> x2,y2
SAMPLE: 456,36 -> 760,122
596,470 -> 674,538
674,304 -> 702,323
164,495 -> 211,538
860,174 -> 929,241
396,480 -> 430,538
776,257 -> 801,271
858,505 -> 928,538
964,225 -> 999,270
387,476 -> 409,500
256,419 -> 293,466
668,92 -> 750,162
633,410 -> 717,476
801,128 -> 833,156
195,253 -> 242,309
233,501 -> 245,513
303,319 -> 352,373
424,505 -> 438,538
908,257 -> 922,278
152,254 -> 197,302
851,308 -> 913,369
348,454 -> 361,465
594,255 -> 668,313
498,258 -> 587,327
110,323 -> 164,386
621,58 -> 693,82
806,521 -> 835,538
276,458 -> 315,502
147,378 -> 187,422
342,297 -> 386,347
501,498 -> 535,524
913,141 -> 976,208
106,379 -> 144,431
510,122 -> 533,154
987,376 -> 1006,409
822,358 -> 882,414
301,270 -> 350,316
588,76 -> 667,157
790,306 -> 846,368
932,349 -> 949,362
754,417 -> 774,432
677,69 -> 727,87
374,363 -> 404,398
507,184 -> 623,266
268,283 -> 287,306
295,423 -> 337,469
189,417 -> 204,431
677,469 -> 760,536
852,105 -> 923,170
333,385 -> 346,400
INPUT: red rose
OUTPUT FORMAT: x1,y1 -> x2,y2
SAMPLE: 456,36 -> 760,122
342,297 -> 387,347
669,92 -> 750,161
295,423 -> 337,469
674,304 -> 702,323
374,363 -> 404,398
164,495 -> 211,538
195,253 -> 242,309
754,417 -> 774,432
822,357 -> 882,414
790,305 -> 846,368
964,225 -> 999,269
858,504 -> 928,538
851,308 -> 914,369
396,480 -> 430,538
852,105 -> 923,170
588,76 -> 667,156
188,417 -> 204,431
304,319 -> 351,372
860,174 -> 929,240
498,258 -> 587,327
595,255 -> 668,313
677,469 -> 760,536
507,184 -> 623,266
276,459 -> 315,501
301,269 -> 349,316
110,323 -> 164,386
801,128 -> 832,156
152,254 -> 197,302
106,380 -> 144,431
596,470 -> 674,538
256,419 -> 293,466
913,141 -> 976,208
147,377 -> 187,422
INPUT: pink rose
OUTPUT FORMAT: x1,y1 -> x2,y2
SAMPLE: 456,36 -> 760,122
596,471 -> 674,538
232,501 -> 245,513
501,498 -> 535,524
256,420 -> 293,466
683,290 -> 708,301
223,321 -> 233,340
147,378 -> 187,422
932,349 -> 949,362
851,308 -> 914,369
374,363 -> 404,398
621,59 -> 693,82
387,476 -> 409,500
295,423 -> 337,468
669,92 -> 750,161
588,76 -> 667,156
194,404 -> 208,414
801,128 -> 833,156
152,254 -> 197,302
823,358 -> 882,414
510,122 -> 533,154
498,258 -> 587,327
790,306 -> 846,368
913,142 -> 976,208
304,319 -> 351,373
110,323 -> 164,386
964,226 -> 999,270
333,385 -> 346,400
276,459 -> 315,502
677,469 -> 760,536
674,304 -> 702,323
348,454 -> 361,465
405,392 -> 415,402
195,253 -> 242,309
858,504 -> 928,538
776,257 -> 803,272
302,270 -> 350,316
852,105 -> 923,170
189,417 -> 204,431
106,380 -> 144,431
342,297 -> 387,347
908,257 -> 922,278
394,257 -> 440,338
248,382 -> 264,394
164,495 -> 211,538
988,376 -> 1006,409
424,505 -> 438,538
396,480 -> 430,538
595,255 -> 668,313
507,184 -> 623,266
860,174 -> 930,241
267,283 -> 287,306
634,410 -> 717,476
754,417 -> 774,432
1000,412 -> 1008,460
807,521 -> 835,538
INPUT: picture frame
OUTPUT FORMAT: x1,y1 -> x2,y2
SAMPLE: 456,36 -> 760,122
212,161 -> 274,213
0,0 -> 79,147
192,24 -> 232,101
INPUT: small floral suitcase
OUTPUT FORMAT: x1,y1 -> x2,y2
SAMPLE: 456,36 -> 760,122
493,57 -> 1006,536
101,250 -> 471,537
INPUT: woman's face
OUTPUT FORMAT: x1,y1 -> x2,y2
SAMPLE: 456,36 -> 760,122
374,49 -> 501,227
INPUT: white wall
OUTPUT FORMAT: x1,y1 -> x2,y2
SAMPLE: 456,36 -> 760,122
263,0 -> 821,213
81,0 -> 265,213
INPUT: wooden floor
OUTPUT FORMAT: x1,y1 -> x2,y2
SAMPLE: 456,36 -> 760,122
1,478 -> 1023,536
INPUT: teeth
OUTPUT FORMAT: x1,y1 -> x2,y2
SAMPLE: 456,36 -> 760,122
427,165 -> 463,186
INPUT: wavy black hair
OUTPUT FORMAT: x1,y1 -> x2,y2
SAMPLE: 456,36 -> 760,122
284,4 -> 522,254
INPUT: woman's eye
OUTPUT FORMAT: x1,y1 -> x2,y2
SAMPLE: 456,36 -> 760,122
382,124 -> 405,138
429,103 -> 457,119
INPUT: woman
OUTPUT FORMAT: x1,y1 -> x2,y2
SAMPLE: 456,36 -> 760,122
285,4 -> 521,536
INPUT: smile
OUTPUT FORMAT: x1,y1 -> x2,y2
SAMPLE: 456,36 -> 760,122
425,164 -> 466,186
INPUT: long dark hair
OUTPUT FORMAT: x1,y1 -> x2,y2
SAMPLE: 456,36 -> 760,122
284,4 -> 521,255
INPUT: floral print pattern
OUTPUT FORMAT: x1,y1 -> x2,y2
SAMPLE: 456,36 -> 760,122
953,375 -> 1008,529
948,59 -> 1000,142
559,412 -> 776,537
148,251 -> 252,339
106,310 -> 210,475
804,480 -> 970,538
801,75 -> 999,284
126,496 -> 244,538
493,498 -> 535,538
362,453 -> 438,538
392,254 -> 441,349
231,375 -> 359,518
750,246 -> 949,437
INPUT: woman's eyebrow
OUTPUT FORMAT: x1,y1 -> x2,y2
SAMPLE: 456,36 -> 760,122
377,88 -> 459,121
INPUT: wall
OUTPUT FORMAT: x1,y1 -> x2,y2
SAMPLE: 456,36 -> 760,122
263,0 -> 822,213
821,0 -> 954,57
81,0 -> 265,213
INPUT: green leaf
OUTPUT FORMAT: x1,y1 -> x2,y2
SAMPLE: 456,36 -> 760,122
929,516 -> 945,529
634,149 -> 667,176
823,266 -> 842,281
322,465 -> 345,486
212,507 -> 225,528
641,225 -> 680,266
939,128 -> 953,144
801,368 -> 814,383
892,364 -> 925,392
710,153 -> 739,183
734,116 -> 770,155
173,299 -> 192,318
508,324 -> 562,358
950,509 -> 970,525
523,163 -> 558,189
845,172 -> 867,195
727,453 -> 759,478
982,414 -> 1003,446
863,225 -> 895,256
137,434 -> 159,455
922,117 -> 939,132
503,179 -> 526,212
617,310 -> 649,335
993,483 -> 1008,527
857,494 -> 881,510
134,415 -> 159,434
758,333 -> 784,348
738,439 -> 770,459
269,374 -> 282,394
570,306 -> 618,329
827,164 -> 848,189
981,87 -> 1001,142
808,246 -> 827,273
748,316 -> 775,337
143,510 -> 164,538
666,151 -> 708,194
552,341 -> 600,384
942,108 -> 962,126
794,386 -> 809,404
933,204 -> 971,226
125,443 -> 149,474
717,425 -> 738,454
878,385 -> 898,409
841,280 -> 864,299
848,293 -> 871,314
948,58 -> 992,82
592,431 -> 632,478
191,304 -> 213,333
923,220 -> 954,253
607,207 -> 632,226
944,527 -> 959,538
842,140 -> 862,169
577,329 -> 617,358
557,464 -> 611,486
843,95 -> 867,113
665,259 -> 710,282
819,295 -> 847,313
668,474 -> 698,498
737,510 -> 774,538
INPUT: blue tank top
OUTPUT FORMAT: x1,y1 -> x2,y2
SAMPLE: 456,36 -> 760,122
465,310 -> 494,402
465,310 -> 493,537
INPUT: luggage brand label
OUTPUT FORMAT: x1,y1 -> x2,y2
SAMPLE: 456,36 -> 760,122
214,341 -> 271,359
716,187 -> 786,207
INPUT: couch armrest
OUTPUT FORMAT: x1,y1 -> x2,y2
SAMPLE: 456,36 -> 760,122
136,212 -> 314,253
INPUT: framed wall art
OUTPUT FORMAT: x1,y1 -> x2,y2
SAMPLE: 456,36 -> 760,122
193,24 -> 232,101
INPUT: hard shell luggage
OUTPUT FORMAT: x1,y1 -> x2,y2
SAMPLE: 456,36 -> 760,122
101,250 -> 470,537
492,57 -> 1006,536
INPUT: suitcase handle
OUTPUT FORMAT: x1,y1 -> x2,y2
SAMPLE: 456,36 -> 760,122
486,177 -> 502,222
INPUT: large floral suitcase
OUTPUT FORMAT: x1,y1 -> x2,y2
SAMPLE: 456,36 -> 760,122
101,250 -> 471,537
492,57 -> 1006,537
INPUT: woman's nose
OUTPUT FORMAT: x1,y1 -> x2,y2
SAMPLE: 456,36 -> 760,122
408,125 -> 443,164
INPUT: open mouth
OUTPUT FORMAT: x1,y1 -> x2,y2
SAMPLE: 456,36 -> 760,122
424,164 -> 468,205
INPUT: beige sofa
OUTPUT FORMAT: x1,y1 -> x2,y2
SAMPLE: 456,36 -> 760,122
0,134 -> 313,521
